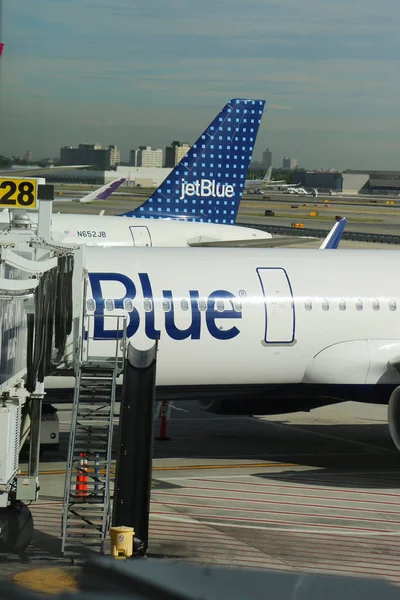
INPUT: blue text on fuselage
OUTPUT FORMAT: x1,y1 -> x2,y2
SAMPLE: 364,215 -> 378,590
89,273 -> 242,341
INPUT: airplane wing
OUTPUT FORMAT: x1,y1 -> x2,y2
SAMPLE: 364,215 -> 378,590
188,236 -> 318,248
0,165 -> 90,177
319,217 -> 347,249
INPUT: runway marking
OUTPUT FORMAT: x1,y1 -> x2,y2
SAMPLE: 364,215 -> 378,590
151,513 -> 400,536
151,490 -> 400,514
20,462 -> 297,476
250,416 -> 393,453
151,499 -> 400,525
159,483 -> 400,506
151,509 -> 398,532
188,477 -> 400,496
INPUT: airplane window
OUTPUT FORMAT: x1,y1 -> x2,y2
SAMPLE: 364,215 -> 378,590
321,299 -> 329,311
216,299 -> 225,312
234,300 -> 242,312
123,299 -> 133,312
199,299 -> 207,311
86,299 -> 96,312
355,299 -> 363,311
372,299 -> 380,311
162,298 -> 171,312
143,298 -> 153,312
105,299 -> 115,311
180,299 -> 189,311
389,299 -> 397,311
304,299 -> 312,311
338,299 -> 346,311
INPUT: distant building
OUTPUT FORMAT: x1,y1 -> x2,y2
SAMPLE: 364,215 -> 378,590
130,146 -> 163,168
60,143 -> 120,169
262,148 -> 272,169
164,141 -> 191,167
282,156 -> 298,170
290,171 -> 369,194
24,150 -> 32,162
108,145 -> 120,167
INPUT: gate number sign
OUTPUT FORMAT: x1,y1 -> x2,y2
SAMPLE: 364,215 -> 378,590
0,178 -> 38,209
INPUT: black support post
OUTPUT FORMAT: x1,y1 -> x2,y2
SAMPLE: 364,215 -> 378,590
112,341 -> 158,555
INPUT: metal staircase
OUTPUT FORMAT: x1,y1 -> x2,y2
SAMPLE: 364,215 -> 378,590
61,314 -> 127,558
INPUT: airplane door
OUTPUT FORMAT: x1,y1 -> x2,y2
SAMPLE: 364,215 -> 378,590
256,267 -> 295,343
129,226 -> 152,247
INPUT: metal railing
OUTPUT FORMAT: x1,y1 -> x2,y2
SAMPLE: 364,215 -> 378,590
80,314 -> 127,374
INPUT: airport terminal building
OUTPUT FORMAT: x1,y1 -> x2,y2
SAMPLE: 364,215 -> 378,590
290,170 -> 400,195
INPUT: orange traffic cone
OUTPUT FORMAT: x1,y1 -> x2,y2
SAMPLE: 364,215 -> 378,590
156,401 -> 170,441
76,452 -> 88,497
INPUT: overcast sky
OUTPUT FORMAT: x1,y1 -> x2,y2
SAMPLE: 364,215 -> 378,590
1,0 -> 399,169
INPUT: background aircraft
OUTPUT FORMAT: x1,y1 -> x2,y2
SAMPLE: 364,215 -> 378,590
53,178 -> 126,203
2,98 -> 275,247
245,167 -> 301,193
0,165 -> 90,177
120,98 -> 266,224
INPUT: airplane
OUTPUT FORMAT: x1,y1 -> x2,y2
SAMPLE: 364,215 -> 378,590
53,178 -> 126,203
44,242 -> 400,453
0,165 -> 90,177
1,99 -> 275,247
318,216 -> 346,249
0,178 -> 126,219
245,167 -> 300,193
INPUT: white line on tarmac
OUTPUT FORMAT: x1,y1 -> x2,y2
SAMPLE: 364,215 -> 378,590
151,514 -> 400,536
250,417 -> 392,453
156,471 -> 400,481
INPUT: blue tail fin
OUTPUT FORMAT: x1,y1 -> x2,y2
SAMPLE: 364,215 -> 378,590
120,98 -> 266,224
319,217 -> 347,249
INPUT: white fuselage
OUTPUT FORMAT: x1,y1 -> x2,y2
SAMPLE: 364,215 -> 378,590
0,212 -> 271,247
46,247 -> 400,395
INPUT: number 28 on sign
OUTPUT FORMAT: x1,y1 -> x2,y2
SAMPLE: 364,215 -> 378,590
0,178 -> 38,209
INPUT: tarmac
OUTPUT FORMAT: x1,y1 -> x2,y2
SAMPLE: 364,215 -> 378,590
4,400 -> 400,593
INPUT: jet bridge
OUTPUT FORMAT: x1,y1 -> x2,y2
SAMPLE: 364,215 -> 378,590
0,181 -> 86,551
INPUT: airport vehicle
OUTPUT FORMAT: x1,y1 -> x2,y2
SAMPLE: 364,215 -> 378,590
46,241 -> 400,452
288,187 -> 319,197
0,99 -> 274,247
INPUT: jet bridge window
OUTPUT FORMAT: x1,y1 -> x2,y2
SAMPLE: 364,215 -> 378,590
338,299 -> 346,311
355,299 -> 363,311
389,299 -> 397,311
